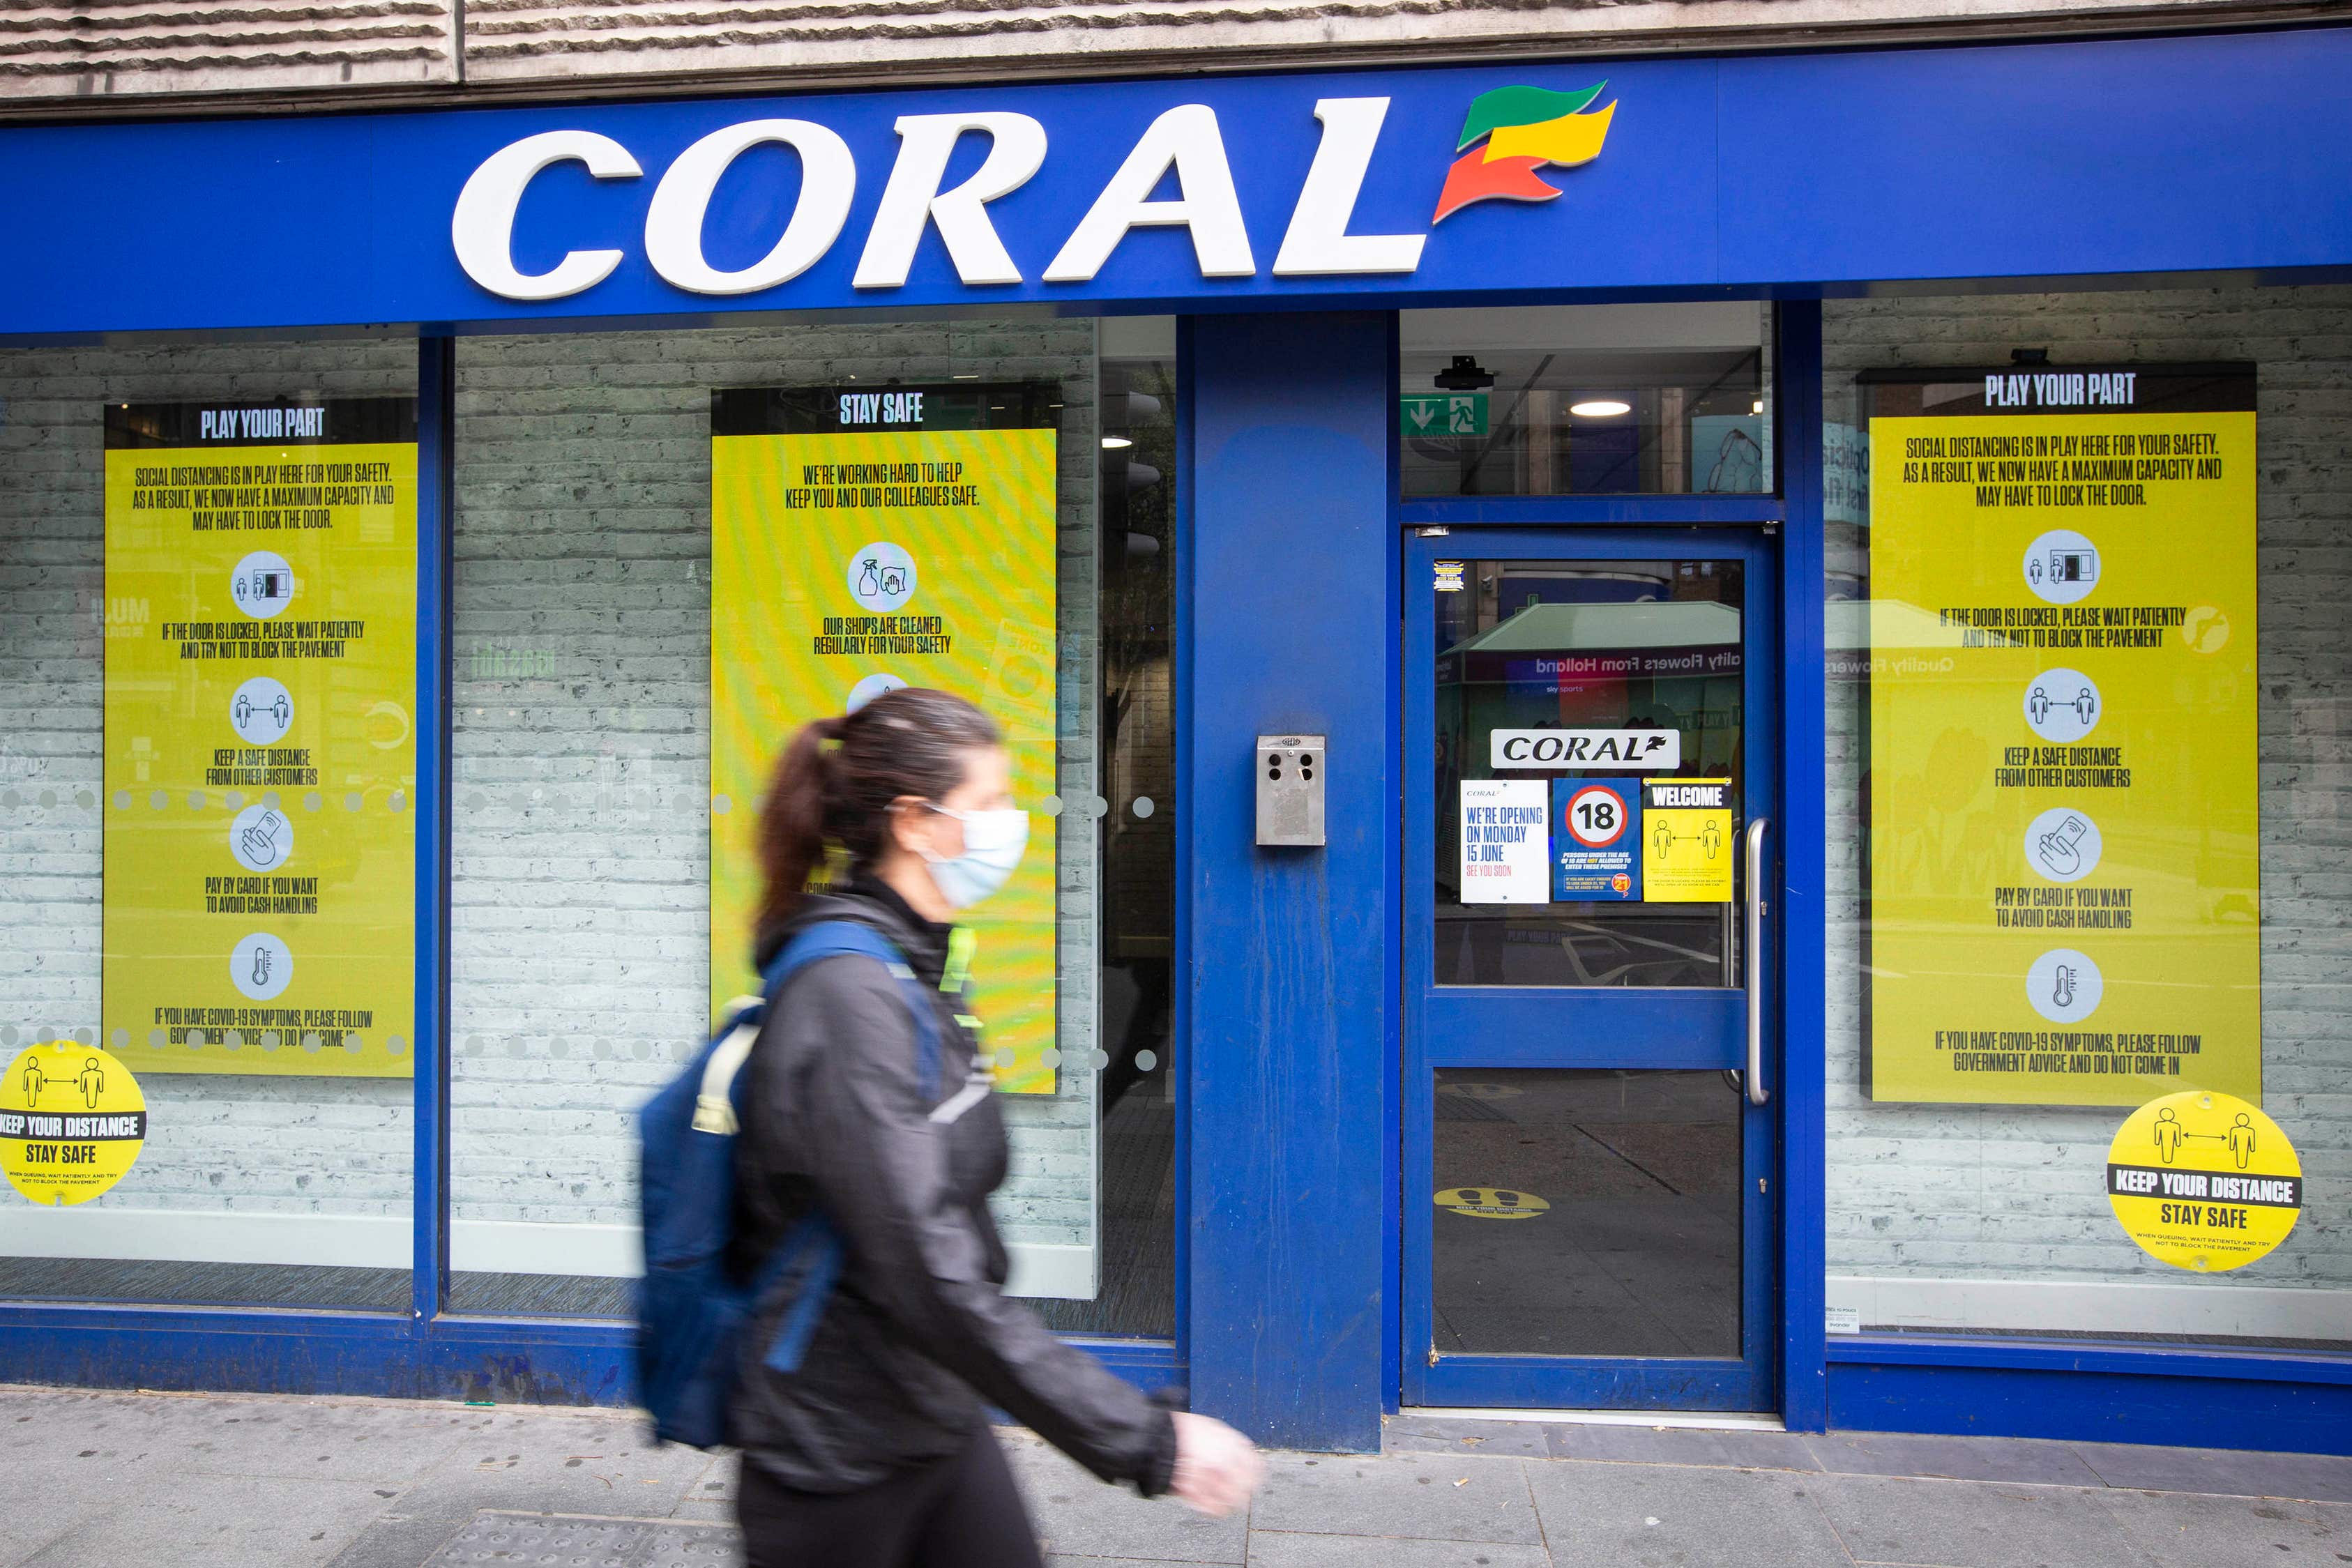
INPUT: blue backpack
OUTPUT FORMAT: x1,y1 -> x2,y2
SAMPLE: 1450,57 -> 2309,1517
635,920 -> 942,1449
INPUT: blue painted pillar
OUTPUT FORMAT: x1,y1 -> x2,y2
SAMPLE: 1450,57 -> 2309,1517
1181,313 -> 1395,1453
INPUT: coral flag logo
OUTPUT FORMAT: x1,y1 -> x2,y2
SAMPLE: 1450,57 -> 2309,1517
1433,83 -> 1617,224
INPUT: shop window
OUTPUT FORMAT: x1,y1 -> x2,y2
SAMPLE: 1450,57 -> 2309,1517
1400,304 -> 1771,498
0,335 -> 420,1309
1823,284 -> 2351,1353
445,317 -> 1177,1336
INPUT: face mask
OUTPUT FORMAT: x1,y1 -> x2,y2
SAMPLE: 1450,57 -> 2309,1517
918,805 -> 1030,910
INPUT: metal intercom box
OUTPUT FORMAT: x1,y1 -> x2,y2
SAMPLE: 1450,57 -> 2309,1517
1255,733 -> 1326,847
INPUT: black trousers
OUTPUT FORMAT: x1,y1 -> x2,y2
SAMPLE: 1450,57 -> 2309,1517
737,1426 -> 1045,1568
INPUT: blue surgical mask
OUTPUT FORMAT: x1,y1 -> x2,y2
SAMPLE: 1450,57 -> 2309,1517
918,805 -> 1030,909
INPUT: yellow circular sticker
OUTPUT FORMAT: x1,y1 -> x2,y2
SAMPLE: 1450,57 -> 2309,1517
1434,1187 -> 1549,1220
0,1042 -> 147,1206
2107,1091 -> 2300,1272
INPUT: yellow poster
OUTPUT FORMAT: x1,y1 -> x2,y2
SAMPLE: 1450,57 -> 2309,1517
103,401 -> 418,1078
711,388 -> 1061,1094
1866,374 -> 2259,1105
1641,777 -> 1733,902
2106,1090 -> 2300,1272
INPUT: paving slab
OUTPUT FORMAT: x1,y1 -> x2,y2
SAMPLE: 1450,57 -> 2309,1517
2100,1490 -> 2351,1568
1250,1450 -> 1541,1546
3,1388 -> 488,1484
2074,1442 -> 2352,1504
1526,1456 -> 1852,1568
325,1415 -> 715,1568
17,1472 -> 390,1568
1808,1473 -> 2150,1568
999,1429 -> 1247,1564
1245,1531 -> 1553,1567
6,1385 -> 2352,1568
418,1513 -> 736,1568
1384,1415 -> 1556,1459
1806,1431 -> 2107,1487
1546,1422 -> 1821,1472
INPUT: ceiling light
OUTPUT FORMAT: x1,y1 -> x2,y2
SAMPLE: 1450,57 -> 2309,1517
1752,399 -> 1763,415
1569,399 -> 1632,418
952,372 -> 978,379
1101,436 -> 1133,450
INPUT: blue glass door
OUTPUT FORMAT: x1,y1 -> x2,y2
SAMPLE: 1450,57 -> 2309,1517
1403,528 -> 1780,1411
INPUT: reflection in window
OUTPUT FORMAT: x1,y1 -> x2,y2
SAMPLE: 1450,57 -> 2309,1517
1402,304 -> 1771,498
1432,1068 -> 1741,1357
1435,559 -> 1745,988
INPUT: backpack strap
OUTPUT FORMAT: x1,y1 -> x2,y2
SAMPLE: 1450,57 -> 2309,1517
757,920 -> 941,1099
746,918 -> 946,1374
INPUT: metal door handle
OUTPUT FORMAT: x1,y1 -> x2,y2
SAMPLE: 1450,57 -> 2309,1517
1744,816 -> 1770,1106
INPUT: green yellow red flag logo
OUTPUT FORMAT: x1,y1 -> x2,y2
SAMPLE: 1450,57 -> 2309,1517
1434,83 -> 1617,224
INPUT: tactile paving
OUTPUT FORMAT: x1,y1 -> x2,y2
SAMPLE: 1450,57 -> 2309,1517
425,1512 -> 740,1568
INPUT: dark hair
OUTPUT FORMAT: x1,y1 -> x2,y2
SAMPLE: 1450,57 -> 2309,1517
756,687 -> 1001,938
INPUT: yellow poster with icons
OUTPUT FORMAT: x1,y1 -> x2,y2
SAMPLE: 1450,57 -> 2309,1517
710,388 -> 1060,1094
1865,377 -> 2259,1106
103,401 -> 418,1079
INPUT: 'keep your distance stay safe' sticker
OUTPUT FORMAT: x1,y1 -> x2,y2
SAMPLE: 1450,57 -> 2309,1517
0,1042 -> 147,1206
2107,1090 -> 2300,1272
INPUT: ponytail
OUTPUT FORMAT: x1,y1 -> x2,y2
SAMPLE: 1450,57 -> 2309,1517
754,713 -> 846,941
753,688 -> 1001,944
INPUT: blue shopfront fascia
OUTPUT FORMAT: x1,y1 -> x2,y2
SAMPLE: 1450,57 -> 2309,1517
3,26 -> 2352,337
6,27 -> 2352,1455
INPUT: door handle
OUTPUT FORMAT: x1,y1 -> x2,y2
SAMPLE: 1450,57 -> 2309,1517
1743,816 -> 1770,1106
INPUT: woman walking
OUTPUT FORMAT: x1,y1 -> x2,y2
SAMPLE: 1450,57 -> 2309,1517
730,687 -> 1262,1567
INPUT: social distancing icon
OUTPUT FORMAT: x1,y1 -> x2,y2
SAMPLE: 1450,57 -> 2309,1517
2024,667 -> 2102,743
230,676 -> 295,745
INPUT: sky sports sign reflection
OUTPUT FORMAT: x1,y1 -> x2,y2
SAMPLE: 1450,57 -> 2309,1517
450,83 -> 1619,303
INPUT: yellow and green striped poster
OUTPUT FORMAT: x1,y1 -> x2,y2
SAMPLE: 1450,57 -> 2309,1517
711,396 -> 1060,1093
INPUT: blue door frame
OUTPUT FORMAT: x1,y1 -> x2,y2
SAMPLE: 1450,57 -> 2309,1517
1399,527 -> 1782,1412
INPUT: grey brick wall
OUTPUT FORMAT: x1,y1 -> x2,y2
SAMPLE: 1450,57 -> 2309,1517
447,318 -> 1106,1265
0,0 -> 2299,114
0,335 -> 418,1225
1,0 -> 455,104
1823,284 -> 2352,1325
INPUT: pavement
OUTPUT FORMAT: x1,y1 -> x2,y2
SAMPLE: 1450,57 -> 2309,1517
0,1385 -> 2346,1567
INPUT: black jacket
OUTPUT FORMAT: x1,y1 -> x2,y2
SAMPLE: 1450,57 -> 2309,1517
728,878 -> 1178,1495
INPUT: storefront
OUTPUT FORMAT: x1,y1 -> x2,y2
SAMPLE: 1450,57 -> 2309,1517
1,24 -> 2346,1454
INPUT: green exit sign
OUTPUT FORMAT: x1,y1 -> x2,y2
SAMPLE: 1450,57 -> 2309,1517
1399,393 -> 1488,437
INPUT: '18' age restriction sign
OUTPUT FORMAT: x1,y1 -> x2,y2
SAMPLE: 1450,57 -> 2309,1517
1551,778 -> 1640,901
